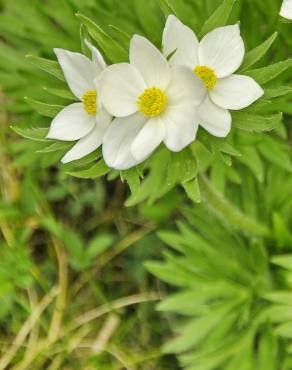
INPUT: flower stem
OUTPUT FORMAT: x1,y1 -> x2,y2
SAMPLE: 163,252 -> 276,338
198,175 -> 272,239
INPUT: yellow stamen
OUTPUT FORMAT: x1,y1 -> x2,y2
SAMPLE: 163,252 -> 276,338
82,90 -> 97,115
194,66 -> 217,90
137,87 -> 167,117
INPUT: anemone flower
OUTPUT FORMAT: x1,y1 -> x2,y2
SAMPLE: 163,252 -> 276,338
162,16 -> 264,137
99,35 -> 205,170
47,41 -> 111,163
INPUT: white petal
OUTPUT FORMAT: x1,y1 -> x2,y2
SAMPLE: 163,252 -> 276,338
46,103 -> 95,141
131,118 -> 165,161
162,15 -> 199,69
61,125 -> 102,163
102,113 -> 147,170
198,25 -> 245,78
99,63 -> 146,117
198,96 -> 231,137
280,0 -> 292,19
85,40 -> 106,74
166,66 -> 206,106
95,107 -> 112,131
163,104 -> 199,151
130,35 -> 171,89
54,48 -> 96,99
61,108 -> 112,163
210,74 -> 264,110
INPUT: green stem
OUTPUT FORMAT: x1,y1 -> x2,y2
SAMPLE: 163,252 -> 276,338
198,175 -> 271,239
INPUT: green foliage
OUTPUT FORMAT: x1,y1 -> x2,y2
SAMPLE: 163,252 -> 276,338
0,0 -> 292,369
147,166 -> 292,369
2,0 -> 289,206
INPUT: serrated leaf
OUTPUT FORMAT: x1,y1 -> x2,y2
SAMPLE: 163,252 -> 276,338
272,214 -> 292,248
125,148 -> 170,207
157,230 -> 184,252
37,141 -> 73,153
245,59 -> 292,84
258,138 -> 292,172
240,32 -> 278,71
68,159 -> 109,179
11,126 -> 49,142
124,168 -> 141,195
274,321 -> 292,338
26,55 -> 65,81
264,86 -> 292,99
200,0 -> 238,37
145,261 -> 194,287
43,87 -> 75,100
182,178 -> 201,203
166,150 -> 197,189
209,139 -> 241,157
163,303 -> 234,353
264,291 -> 292,305
108,25 -> 131,49
76,13 -> 128,62
237,146 -> 264,182
232,112 -> 282,132
271,255 -> 292,271
156,0 -> 176,17
25,97 -> 64,118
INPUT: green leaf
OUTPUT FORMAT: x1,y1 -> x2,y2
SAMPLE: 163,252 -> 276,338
43,87 -> 75,100
264,291 -> 292,305
264,86 -> 292,99
68,159 -> 109,179
123,168 -> 141,195
182,178 -> 201,203
108,25 -> 131,50
163,303 -> 234,353
125,148 -> 171,206
24,97 -> 64,118
237,146 -> 264,182
156,0 -> 176,17
245,59 -> 292,84
41,216 -> 86,270
274,321 -> 292,338
232,112 -> 282,132
272,214 -> 292,248
166,150 -> 197,189
76,13 -> 128,63
240,32 -> 278,71
145,261 -> 194,287
271,255 -> 292,271
207,138 -> 241,157
157,230 -> 185,252
10,126 -> 49,142
258,138 -> 292,172
26,55 -> 65,81
86,233 -> 115,260
258,331 -> 278,370
200,0 -> 238,37
37,141 -> 73,153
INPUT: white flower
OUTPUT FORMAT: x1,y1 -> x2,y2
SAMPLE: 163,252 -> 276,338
99,35 -> 205,170
162,16 -> 264,138
280,0 -> 292,19
46,41 -> 112,163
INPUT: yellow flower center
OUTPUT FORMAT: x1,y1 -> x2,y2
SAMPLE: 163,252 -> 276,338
82,90 -> 97,115
137,87 -> 167,117
194,66 -> 217,90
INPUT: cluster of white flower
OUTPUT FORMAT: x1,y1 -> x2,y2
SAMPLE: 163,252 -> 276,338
47,15 -> 264,170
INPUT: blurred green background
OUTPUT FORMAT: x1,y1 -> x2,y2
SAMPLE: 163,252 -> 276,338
0,0 -> 291,369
